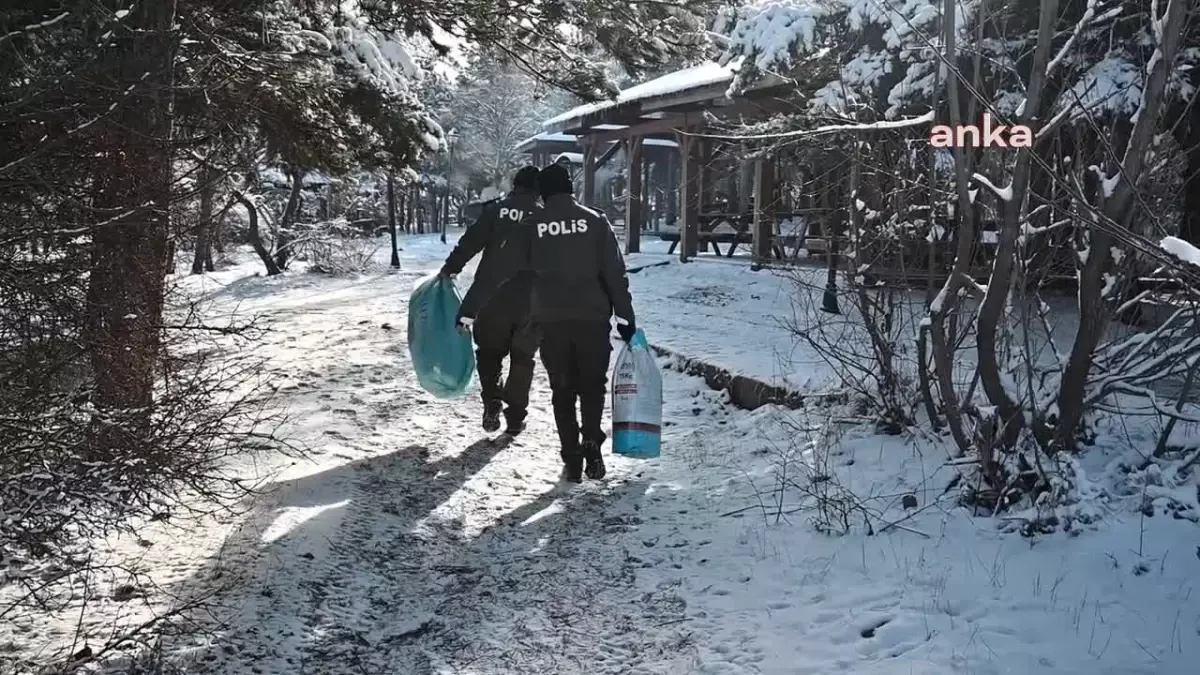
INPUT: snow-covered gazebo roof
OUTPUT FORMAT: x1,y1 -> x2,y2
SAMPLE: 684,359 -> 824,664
553,151 -> 585,165
543,61 -> 740,131
539,58 -> 789,140
514,131 -> 678,154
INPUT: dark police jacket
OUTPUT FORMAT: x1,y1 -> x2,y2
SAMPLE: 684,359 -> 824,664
521,194 -> 635,326
442,190 -> 538,319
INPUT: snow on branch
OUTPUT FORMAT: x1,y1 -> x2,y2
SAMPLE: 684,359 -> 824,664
809,48 -> 892,114
328,19 -> 421,95
971,173 -> 1013,201
1044,0 -> 1101,79
1057,55 -> 1144,121
0,73 -> 150,177
721,0 -> 827,72
0,10 -> 70,45
1160,236 -> 1200,267
697,109 -> 934,141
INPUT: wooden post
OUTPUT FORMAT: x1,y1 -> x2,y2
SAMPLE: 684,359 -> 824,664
581,138 -> 597,206
665,149 -> 677,228
675,126 -> 701,261
737,145 -> 753,214
751,156 -> 775,269
626,136 -> 644,254
696,139 -> 715,253
642,153 -> 652,232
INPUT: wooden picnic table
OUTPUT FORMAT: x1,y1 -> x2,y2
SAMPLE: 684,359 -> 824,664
656,211 -> 812,261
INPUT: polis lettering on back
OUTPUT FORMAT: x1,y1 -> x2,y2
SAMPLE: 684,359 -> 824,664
536,218 -> 591,237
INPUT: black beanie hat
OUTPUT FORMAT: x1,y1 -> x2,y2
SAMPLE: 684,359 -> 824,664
538,163 -> 574,199
511,165 -> 539,191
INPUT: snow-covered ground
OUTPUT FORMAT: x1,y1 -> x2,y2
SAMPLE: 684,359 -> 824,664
2,232 -> 1198,674
624,237 -> 840,391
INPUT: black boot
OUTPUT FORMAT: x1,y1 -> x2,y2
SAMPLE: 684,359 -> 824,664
560,448 -> 583,483
482,401 -> 502,433
582,440 -> 606,480
503,408 -> 526,436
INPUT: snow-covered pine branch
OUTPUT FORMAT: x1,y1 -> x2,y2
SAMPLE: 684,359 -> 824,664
697,110 -> 935,141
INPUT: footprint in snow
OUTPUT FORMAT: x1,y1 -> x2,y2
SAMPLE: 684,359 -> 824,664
858,615 -> 893,638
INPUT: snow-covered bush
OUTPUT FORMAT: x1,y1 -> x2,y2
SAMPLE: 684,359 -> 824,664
715,0 -> 1200,520
297,219 -> 382,275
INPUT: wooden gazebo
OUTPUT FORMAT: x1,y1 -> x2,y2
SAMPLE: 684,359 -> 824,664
516,132 -> 680,230
539,61 -> 805,263
515,131 -> 680,166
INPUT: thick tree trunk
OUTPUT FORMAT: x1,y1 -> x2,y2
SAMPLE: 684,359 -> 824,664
234,191 -> 282,276
406,186 -> 416,233
205,194 -> 238,266
974,0 -> 1061,450
212,212 -> 225,254
430,189 -> 440,234
274,166 -> 303,270
416,186 -> 426,234
1052,0 -> 1187,451
192,162 -> 216,274
85,0 -> 179,434
820,171 -> 841,314
1179,99 -> 1200,244
387,172 -> 401,268
925,0 -> 983,459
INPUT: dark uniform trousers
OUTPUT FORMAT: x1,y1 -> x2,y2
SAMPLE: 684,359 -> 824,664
537,319 -> 612,453
472,295 -> 538,425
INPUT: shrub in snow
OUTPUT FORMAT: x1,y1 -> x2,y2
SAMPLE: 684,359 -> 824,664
298,219 -> 383,275
712,0 -> 1200,528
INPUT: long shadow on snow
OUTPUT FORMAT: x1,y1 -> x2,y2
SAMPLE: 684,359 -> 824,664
193,269 -> 333,304
406,472 -> 694,674
139,438 -> 504,671
144,449 -> 683,674
194,266 -> 428,308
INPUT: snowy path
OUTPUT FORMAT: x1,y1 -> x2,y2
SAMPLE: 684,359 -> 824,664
5,234 -> 1197,675
159,238 -> 1197,675
158,245 -> 710,674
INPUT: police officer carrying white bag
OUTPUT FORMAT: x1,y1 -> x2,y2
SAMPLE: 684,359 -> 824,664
526,164 -> 637,482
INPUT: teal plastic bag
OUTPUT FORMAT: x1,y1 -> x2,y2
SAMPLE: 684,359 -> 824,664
407,274 -> 475,398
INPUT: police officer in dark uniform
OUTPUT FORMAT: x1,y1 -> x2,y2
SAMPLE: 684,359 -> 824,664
438,166 -> 540,436
526,163 -> 637,482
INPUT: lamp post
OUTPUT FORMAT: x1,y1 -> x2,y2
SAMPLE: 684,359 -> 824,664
441,129 -> 459,244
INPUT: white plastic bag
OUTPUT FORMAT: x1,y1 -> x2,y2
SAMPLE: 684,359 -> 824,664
611,328 -> 662,458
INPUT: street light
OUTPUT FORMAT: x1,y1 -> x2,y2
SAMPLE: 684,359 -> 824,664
441,129 -> 459,244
